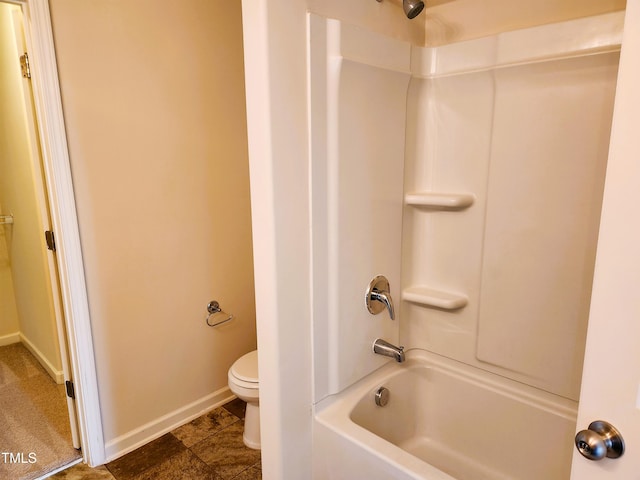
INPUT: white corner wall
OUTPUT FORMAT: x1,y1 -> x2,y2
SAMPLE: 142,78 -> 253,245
241,0 -> 313,477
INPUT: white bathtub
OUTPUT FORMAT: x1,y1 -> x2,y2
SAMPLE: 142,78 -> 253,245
313,350 -> 578,479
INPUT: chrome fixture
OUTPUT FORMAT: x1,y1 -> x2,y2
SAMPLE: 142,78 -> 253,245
373,338 -> 405,363
374,0 -> 425,20
374,386 -> 390,407
575,421 -> 625,461
0,214 -> 13,225
366,275 -> 395,320
403,0 -> 425,19
205,300 -> 234,327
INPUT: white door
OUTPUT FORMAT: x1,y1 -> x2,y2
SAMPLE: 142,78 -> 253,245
570,1 -> 640,478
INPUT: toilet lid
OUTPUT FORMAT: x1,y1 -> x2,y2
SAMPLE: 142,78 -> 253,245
231,350 -> 258,383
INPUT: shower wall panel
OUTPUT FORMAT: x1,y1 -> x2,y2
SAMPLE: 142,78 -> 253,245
401,15 -> 621,401
310,15 -> 410,400
477,54 -> 618,400
309,11 -> 622,403
401,70 -> 494,364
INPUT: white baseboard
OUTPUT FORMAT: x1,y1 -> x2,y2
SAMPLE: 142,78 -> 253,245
20,333 -> 64,384
104,386 -> 235,462
0,332 -> 20,347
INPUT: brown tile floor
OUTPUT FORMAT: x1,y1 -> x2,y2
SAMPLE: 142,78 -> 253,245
50,399 -> 260,480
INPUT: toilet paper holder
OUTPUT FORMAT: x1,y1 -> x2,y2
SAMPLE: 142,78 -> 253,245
206,300 -> 234,327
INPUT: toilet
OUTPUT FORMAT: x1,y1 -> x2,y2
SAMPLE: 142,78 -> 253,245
228,350 -> 260,449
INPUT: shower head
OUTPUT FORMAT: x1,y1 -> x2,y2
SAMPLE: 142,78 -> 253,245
403,0 -> 425,19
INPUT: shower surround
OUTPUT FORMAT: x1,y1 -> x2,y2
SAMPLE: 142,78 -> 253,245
309,11 -> 622,479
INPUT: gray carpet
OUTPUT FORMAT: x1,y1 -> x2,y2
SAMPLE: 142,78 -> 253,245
0,343 -> 81,479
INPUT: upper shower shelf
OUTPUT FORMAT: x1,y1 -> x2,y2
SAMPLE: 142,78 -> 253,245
404,192 -> 475,210
402,286 -> 468,310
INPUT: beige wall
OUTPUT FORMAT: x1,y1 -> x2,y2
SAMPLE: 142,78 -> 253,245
424,0 -> 626,45
0,3 -> 61,370
49,0 -> 256,447
0,210 -> 19,341
306,0 -> 626,47
308,0 -> 426,44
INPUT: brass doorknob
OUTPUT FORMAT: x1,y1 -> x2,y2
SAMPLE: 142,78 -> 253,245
575,420 -> 624,461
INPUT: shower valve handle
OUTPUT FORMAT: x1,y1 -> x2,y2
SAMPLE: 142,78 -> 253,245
365,275 -> 395,320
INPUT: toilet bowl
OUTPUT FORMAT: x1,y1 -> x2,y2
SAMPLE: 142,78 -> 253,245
228,350 -> 260,449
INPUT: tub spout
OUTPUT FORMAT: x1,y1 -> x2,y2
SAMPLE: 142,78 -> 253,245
373,338 -> 405,363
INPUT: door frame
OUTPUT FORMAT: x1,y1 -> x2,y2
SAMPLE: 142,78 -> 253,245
8,2 -> 80,448
11,0 -> 105,467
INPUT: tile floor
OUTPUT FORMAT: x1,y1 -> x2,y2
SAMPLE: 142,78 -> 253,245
50,399 -> 260,480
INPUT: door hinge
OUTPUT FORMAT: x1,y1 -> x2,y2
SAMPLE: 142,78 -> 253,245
45,230 -> 56,252
19,52 -> 31,79
65,380 -> 75,399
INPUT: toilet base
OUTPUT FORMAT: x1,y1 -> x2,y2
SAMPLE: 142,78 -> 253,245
243,402 -> 261,450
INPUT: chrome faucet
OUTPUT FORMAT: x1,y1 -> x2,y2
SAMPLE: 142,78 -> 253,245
370,290 -> 395,320
366,275 -> 395,320
373,338 -> 405,363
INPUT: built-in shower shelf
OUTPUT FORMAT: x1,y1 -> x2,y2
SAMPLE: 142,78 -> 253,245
402,286 -> 468,310
404,192 -> 475,210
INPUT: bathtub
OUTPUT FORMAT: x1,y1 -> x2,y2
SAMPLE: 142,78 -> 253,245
313,350 -> 578,479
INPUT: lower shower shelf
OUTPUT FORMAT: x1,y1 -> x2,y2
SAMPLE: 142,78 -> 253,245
402,286 -> 468,310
